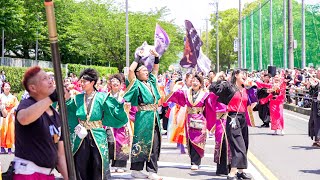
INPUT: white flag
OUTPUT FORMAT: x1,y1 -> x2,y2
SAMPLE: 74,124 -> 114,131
196,49 -> 211,76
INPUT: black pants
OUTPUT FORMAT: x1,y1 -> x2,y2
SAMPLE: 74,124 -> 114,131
286,88 -> 292,103
130,123 -> 161,173
74,131 -> 107,180
258,102 -> 270,124
108,141 -> 127,168
226,113 -> 248,169
216,136 -> 231,175
161,106 -> 169,130
188,140 -> 201,166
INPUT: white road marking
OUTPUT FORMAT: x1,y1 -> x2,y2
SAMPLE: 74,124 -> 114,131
161,142 -> 215,149
284,112 -> 308,122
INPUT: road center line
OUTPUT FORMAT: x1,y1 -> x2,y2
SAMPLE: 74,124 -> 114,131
248,150 -> 278,180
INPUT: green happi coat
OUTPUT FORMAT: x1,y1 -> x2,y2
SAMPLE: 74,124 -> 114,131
66,92 -> 128,179
124,73 -> 161,163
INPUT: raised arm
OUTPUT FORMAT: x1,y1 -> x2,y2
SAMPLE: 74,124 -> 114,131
128,61 -> 139,82
150,49 -> 160,76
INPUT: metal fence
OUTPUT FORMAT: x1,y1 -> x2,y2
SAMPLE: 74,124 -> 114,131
241,0 -> 320,70
286,86 -> 313,108
0,57 -> 67,69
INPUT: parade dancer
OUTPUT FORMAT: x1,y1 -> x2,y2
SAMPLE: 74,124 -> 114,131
269,75 -> 286,135
0,82 -> 18,154
308,76 -> 320,147
66,68 -> 128,180
209,72 -> 231,176
123,49 -> 163,180
211,69 -> 266,180
256,75 -> 286,135
256,74 -> 272,128
167,73 -> 192,154
107,74 -> 132,173
165,74 -> 216,171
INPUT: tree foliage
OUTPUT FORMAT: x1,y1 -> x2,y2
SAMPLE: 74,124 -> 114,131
0,0 -> 184,73
207,8 -> 239,70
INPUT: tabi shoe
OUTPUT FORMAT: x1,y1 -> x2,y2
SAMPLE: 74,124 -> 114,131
237,172 -> 252,179
161,130 -> 167,135
260,123 -> 269,128
0,147 -> 6,154
190,165 -> 199,170
272,130 -> 278,135
116,168 -> 125,173
7,148 -> 13,154
148,172 -> 163,180
226,175 -> 237,180
110,167 -> 116,173
131,170 -> 148,179
180,146 -> 186,154
312,142 -> 320,147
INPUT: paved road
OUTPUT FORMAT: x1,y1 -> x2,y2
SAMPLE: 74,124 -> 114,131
249,109 -> 320,180
0,137 -> 263,179
1,108 -> 318,179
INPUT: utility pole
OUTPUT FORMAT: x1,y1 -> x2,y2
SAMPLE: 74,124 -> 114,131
283,0 -> 287,69
244,17 -> 246,68
251,13 -> 254,72
1,28 -> 4,65
270,0 -> 273,66
301,0 -> 306,68
205,18 -> 209,56
238,0 -> 242,68
125,0 -> 129,68
259,3 -> 262,70
216,0 -> 219,73
288,0 -> 294,69
35,14 -> 39,61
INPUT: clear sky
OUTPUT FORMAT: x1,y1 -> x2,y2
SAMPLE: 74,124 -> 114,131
122,0 -> 254,30
118,0 -> 319,32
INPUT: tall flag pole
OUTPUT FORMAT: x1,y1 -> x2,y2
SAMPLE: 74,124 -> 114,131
43,1 -> 76,179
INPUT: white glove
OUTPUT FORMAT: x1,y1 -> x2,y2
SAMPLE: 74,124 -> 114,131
229,117 -> 237,129
0,104 -> 5,111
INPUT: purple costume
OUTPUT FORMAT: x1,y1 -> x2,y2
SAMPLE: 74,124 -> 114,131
166,88 -> 216,158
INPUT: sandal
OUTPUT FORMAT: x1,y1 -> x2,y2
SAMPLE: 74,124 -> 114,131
312,142 -> 320,147
0,147 -> 6,154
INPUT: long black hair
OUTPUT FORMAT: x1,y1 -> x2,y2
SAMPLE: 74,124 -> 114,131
231,68 -> 246,85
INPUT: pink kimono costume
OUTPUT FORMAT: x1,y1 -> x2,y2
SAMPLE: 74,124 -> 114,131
256,81 -> 286,130
166,88 -> 216,165
269,82 -> 286,130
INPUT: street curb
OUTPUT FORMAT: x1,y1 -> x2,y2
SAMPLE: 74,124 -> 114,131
283,103 -> 311,116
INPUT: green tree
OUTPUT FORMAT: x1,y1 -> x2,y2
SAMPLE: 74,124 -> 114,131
209,8 -> 239,70
0,0 -> 25,56
0,0 -> 185,73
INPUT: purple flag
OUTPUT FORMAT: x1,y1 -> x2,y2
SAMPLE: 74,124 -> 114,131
134,41 -> 155,72
154,24 -> 170,57
180,20 -> 203,69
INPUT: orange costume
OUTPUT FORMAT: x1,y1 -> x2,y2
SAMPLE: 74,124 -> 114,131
0,93 -> 19,150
